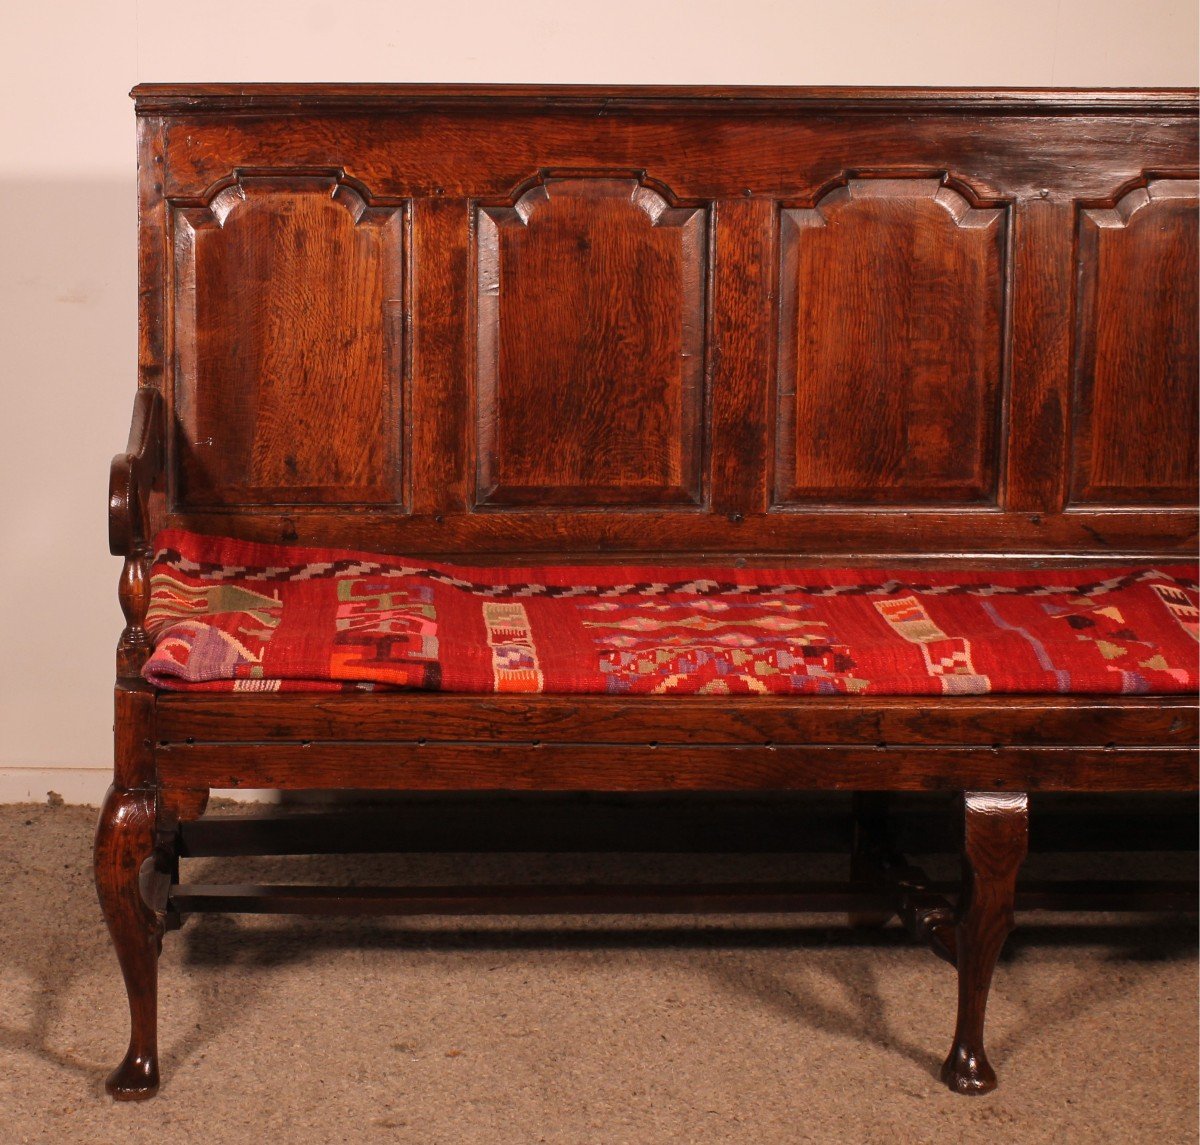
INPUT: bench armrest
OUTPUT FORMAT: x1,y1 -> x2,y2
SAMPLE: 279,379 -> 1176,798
109,387 -> 165,558
110,387 -> 165,681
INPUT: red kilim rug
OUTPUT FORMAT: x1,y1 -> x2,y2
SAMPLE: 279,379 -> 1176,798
141,530 -> 1200,696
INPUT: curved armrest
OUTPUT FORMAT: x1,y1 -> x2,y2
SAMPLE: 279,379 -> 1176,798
109,387 -> 165,557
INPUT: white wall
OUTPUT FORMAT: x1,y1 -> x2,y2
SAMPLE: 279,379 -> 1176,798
2,1 -> 1196,803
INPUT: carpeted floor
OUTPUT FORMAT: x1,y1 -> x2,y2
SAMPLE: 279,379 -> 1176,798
1,801 -> 1196,1145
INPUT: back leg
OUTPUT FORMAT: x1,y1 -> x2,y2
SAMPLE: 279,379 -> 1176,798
849,792 -> 896,928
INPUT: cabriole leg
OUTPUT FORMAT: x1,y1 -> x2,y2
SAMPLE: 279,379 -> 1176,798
94,784 -> 161,1100
941,790 -> 1028,1095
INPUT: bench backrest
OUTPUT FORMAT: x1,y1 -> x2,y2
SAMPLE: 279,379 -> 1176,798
133,85 -> 1199,561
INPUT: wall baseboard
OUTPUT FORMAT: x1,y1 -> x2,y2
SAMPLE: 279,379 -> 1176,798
0,767 -> 110,805
0,768 -> 277,807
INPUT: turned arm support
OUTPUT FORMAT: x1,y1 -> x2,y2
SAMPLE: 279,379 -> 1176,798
110,387 -> 166,680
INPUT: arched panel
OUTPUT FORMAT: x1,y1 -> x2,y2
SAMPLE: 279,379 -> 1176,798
1070,178 -> 1199,506
775,178 -> 1007,506
172,171 -> 406,509
475,176 -> 707,508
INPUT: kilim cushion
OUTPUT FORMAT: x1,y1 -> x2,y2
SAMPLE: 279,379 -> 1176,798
142,530 -> 1200,696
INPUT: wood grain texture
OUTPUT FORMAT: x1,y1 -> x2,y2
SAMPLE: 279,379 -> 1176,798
1070,178 -> 1200,506
154,693 -> 1200,747
136,117 -> 168,395
1003,198 -> 1074,512
776,179 -> 1006,505
110,390 -> 165,680
132,85 -> 1200,115
110,389 -> 166,680
409,198 -> 471,516
109,388 -> 165,557
156,110 -> 1196,204
166,506 -> 1198,557
171,171 -> 405,509
94,785 -> 161,1100
708,197 -> 776,516
476,176 -> 706,507
128,96 -> 1197,557
941,792 -> 1029,1094
154,742 -> 1198,794
113,685 -> 156,789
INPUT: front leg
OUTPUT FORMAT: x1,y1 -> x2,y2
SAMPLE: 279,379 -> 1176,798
94,784 -> 162,1100
940,791 -> 1028,1095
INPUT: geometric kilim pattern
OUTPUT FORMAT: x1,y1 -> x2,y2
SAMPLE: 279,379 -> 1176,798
1152,582 -> 1200,644
873,596 -> 991,695
142,529 -> 1200,696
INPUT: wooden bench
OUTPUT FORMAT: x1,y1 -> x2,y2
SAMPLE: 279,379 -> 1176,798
101,83 -> 1199,1100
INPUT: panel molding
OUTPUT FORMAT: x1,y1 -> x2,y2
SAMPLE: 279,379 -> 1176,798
475,173 -> 708,509
171,169 -> 408,511
1069,176 -> 1199,507
1079,176 -> 1199,230
140,97 -> 1197,560
785,177 -> 1004,231
774,176 -> 1009,508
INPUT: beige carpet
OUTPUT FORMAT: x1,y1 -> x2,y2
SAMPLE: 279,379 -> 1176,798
1,801 -> 1196,1145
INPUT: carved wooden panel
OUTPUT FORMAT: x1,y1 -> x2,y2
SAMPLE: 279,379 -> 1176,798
775,179 -> 1007,506
143,91 -> 1198,557
476,176 -> 707,507
173,172 -> 405,508
1070,179 -> 1199,506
